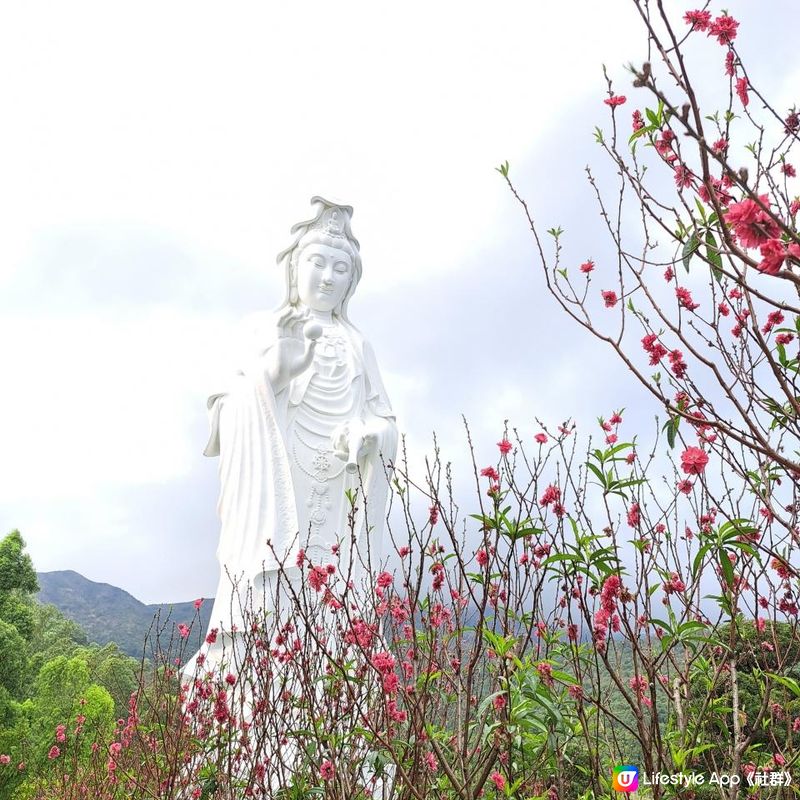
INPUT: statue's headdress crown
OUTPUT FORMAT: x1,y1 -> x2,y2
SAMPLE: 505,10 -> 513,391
276,196 -> 359,266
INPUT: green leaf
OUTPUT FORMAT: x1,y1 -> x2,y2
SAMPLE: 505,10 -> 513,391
719,552 -> 735,592
682,233 -> 700,272
663,416 -> 679,449
628,126 -> 650,145
540,553 -> 582,568
766,673 -> 800,698
705,231 -> 723,283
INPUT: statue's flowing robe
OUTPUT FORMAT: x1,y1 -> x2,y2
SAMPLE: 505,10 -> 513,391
203,312 -> 398,632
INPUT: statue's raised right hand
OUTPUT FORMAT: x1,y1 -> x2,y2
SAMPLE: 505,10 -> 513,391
264,307 -> 322,393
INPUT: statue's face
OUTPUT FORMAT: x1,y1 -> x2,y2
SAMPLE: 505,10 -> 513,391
295,243 -> 353,313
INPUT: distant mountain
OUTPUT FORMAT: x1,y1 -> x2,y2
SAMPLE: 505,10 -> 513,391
37,570 -> 213,659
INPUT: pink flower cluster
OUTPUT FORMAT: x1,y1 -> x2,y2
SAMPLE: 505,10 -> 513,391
663,572 -> 686,594
642,333 -> 668,366
593,575 -> 622,653
723,196 -> 799,275
684,10 -> 739,45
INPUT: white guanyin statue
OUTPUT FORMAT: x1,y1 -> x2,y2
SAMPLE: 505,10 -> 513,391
196,195 -> 398,651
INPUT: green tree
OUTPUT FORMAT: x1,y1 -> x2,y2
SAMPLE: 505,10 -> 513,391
76,643 -> 139,718
26,603 -> 88,679
0,531 -> 38,595
0,620 -> 28,698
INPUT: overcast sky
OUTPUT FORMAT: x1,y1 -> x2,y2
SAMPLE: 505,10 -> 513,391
1,1 -> 798,604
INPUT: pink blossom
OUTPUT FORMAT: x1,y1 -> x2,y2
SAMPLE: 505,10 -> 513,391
376,571 -> 393,589
490,771 -> 507,791
205,627 -> 218,645
295,548 -> 306,567
193,598 -> 204,610
712,137 -> 729,154
777,332 -> 795,346
762,310 -> 785,334
307,565 -> 329,592
668,349 -> 688,379
320,760 -> 335,780
536,661 -> 554,687
676,286 -> 699,311
772,557 -> 791,579
539,484 -> 561,506
681,446 -> 709,475
674,164 -> 695,189
493,694 -> 507,712
601,575 -> 621,612
0,755 -> 10,766
782,163 -> 796,177
476,548 -> 489,567
177,623 -> 190,639
735,77 -> 749,107
568,684 -> 584,700
642,333 -> 668,365
425,752 -> 438,772
47,747 -> 60,760
568,623 -> 578,641
497,437 -> 512,455
601,290 -> 618,308
724,50 -> 735,76
683,9 -> 711,30
724,196 -> 781,249
698,176 -> 732,206
604,95 -> 626,107
663,572 -> 686,594
481,466 -> 500,482
534,432 -> 548,444
758,239 -> 787,276
708,14 -> 739,45
429,504 -> 439,526
677,479 -> 693,495
580,259 -> 595,273
632,110 -> 644,132
397,545 -> 410,557
627,503 -> 641,528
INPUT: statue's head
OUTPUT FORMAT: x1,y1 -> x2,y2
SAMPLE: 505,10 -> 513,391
276,197 -> 362,320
